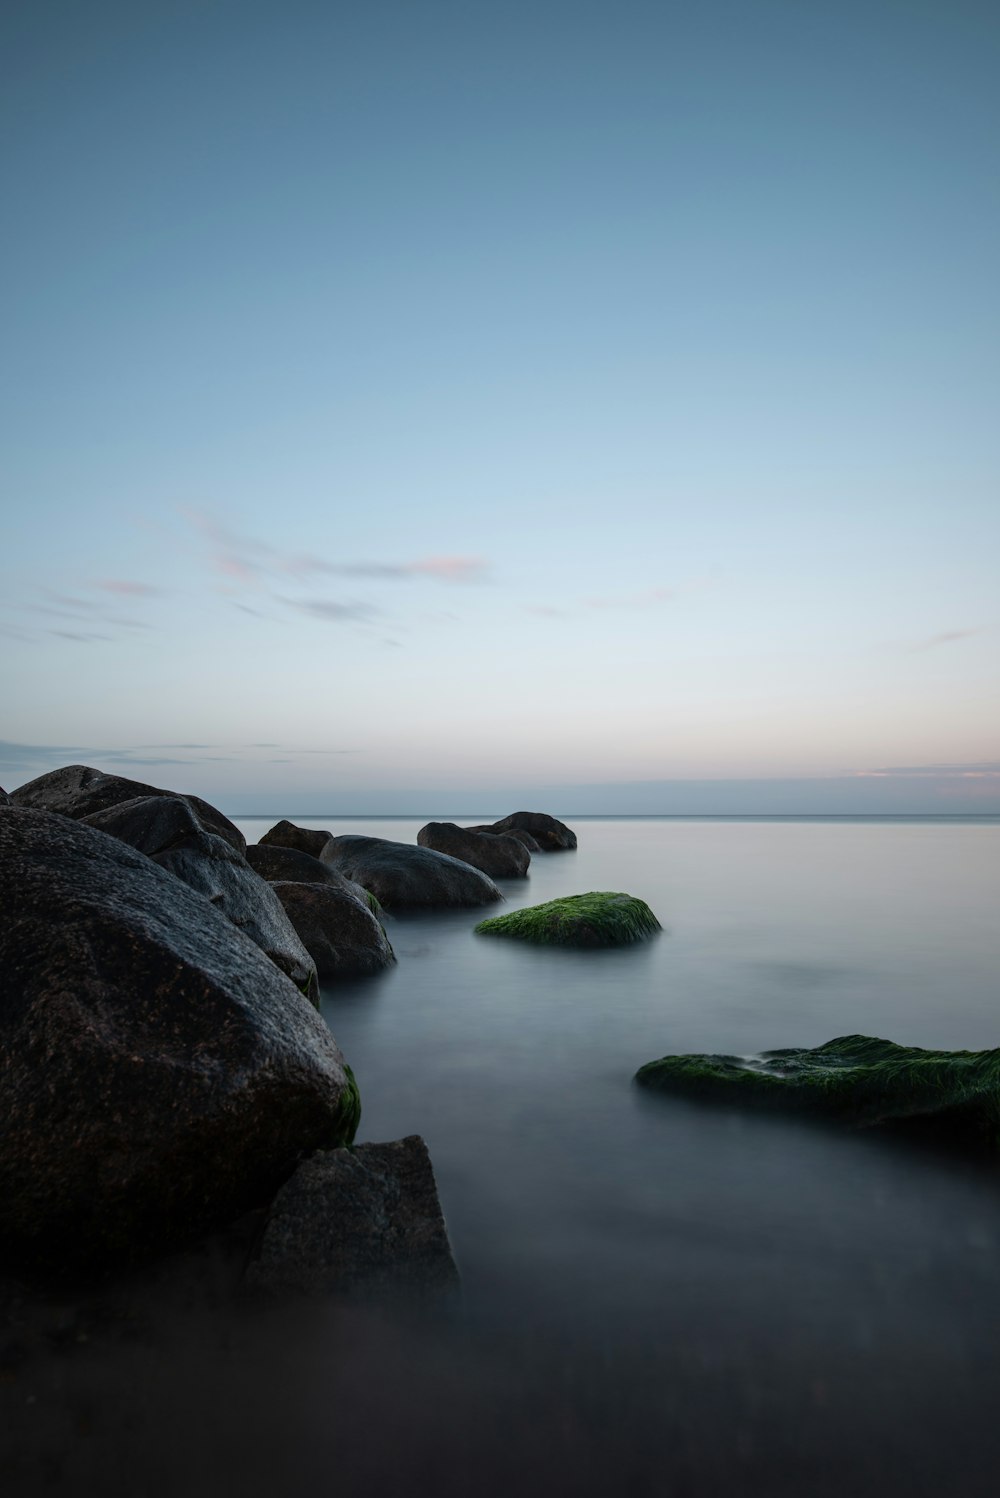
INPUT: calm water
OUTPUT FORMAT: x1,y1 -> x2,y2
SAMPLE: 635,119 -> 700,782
226,816 -> 1000,1495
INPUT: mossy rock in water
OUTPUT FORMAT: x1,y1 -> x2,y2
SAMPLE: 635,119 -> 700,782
636,1034 -> 1000,1152
475,891 -> 660,948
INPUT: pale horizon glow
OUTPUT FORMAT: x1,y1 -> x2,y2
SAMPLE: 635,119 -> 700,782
2,0 -> 998,814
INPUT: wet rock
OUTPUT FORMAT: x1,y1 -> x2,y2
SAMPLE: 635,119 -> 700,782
321,835 -> 502,910
81,797 -> 319,1003
635,1034 -> 1000,1155
476,891 -> 660,947
272,881 -> 396,978
245,1136 -> 459,1301
246,842 -> 346,887
259,820 -> 332,859
10,764 -> 245,854
0,787 -> 9,805
484,811 -> 576,851
417,821 -> 530,879
0,806 -> 360,1272
467,822 -> 541,852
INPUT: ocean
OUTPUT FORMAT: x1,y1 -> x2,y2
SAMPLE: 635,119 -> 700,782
223,813 -> 1000,1496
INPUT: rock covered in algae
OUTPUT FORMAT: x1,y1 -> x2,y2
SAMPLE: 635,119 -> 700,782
635,1034 -> 1000,1150
475,891 -> 661,948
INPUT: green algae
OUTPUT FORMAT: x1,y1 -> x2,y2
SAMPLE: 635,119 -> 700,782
475,891 -> 661,948
334,1062 -> 362,1147
635,1034 -> 1000,1151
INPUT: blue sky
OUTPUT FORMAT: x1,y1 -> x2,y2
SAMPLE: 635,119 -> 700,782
2,0 -> 998,812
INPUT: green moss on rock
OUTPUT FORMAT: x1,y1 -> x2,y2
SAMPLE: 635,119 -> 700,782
635,1034 -> 1000,1151
475,891 -> 661,948
335,1062 -> 362,1147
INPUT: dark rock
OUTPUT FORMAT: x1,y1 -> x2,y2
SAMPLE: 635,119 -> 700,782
635,1034 -> 1000,1156
320,834 -> 502,910
259,820 -> 332,859
467,822 -> 541,852
246,842 -> 346,887
0,806 -> 360,1272
80,797 -> 319,1003
10,764 -> 245,854
476,891 -> 661,947
0,787 -> 9,805
488,810 -> 577,851
245,1136 -> 459,1301
272,881 -> 396,978
417,821 -> 530,878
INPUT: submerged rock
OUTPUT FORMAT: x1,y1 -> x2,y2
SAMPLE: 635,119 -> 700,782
259,819 -> 332,859
321,834 -> 502,910
417,821 -> 530,879
10,764 -> 245,854
475,891 -> 660,947
245,1136 -> 459,1301
635,1034 -> 1000,1152
81,796 -> 319,1003
0,806 -> 360,1272
486,811 -> 576,851
272,881 -> 396,978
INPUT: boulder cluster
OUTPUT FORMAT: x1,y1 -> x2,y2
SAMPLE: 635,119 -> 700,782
0,767 -> 591,1296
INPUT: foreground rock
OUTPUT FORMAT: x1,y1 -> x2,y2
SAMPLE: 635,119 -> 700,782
321,835 -> 502,910
245,1136 -> 459,1301
635,1034 -> 1000,1153
481,811 -> 576,851
417,821 -> 530,879
0,786 -> 9,804
476,891 -> 660,947
272,881 -> 396,978
81,796 -> 319,1002
0,806 -> 359,1272
10,763 -> 245,853
259,819 -> 332,859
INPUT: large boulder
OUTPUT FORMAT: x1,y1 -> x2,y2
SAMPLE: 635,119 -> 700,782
0,806 -> 360,1272
80,797 -> 319,1003
417,821 -> 530,879
0,786 -> 9,805
246,842 -> 346,887
245,1136 -> 459,1301
467,822 -> 541,852
259,820 -> 332,859
475,891 -> 661,947
10,764 -> 245,854
321,835 -> 502,910
484,811 -> 576,851
634,1034 -> 1000,1155
272,881 -> 396,978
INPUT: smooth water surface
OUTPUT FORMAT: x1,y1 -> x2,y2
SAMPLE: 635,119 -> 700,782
231,815 -> 1000,1495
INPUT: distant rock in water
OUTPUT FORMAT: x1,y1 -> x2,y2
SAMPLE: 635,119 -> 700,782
635,1034 -> 1000,1154
417,821 -> 530,879
245,1136 -> 459,1302
81,796 -> 319,1003
467,822 -> 541,852
0,806 -> 359,1273
272,880 -> 396,978
247,842 -> 345,887
321,834 -> 502,910
484,811 -> 577,851
475,891 -> 660,947
10,764 -> 245,854
259,819 -> 332,859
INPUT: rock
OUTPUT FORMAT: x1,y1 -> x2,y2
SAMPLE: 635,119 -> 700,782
634,1034 -> 1000,1154
0,806 -> 360,1272
467,823 -> 541,852
10,764 -> 245,854
417,821 -> 530,879
0,787 -> 9,805
475,891 -> 661,947
487,811 -> 576,851
321,835 -> 502,910
272,881 -> 396,978
80,797 -> 319,1003
246,842 -> 347,887
245,1136 -> 459,1301
259,819 -> 332,859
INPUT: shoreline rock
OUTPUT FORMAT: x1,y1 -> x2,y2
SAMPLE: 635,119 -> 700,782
321,834 -> 502,910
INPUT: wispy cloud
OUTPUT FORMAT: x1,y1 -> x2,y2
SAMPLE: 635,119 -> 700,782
856,761 -> 1000,779
909,627 -> 982,651
96,579 -> 162,597
0,740 -> 359,777
281,597 -> 379,622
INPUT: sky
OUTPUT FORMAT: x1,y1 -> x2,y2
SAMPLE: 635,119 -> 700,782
2,0 -> 998,813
